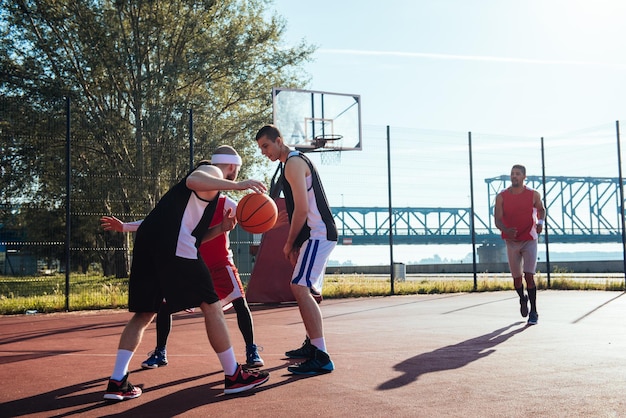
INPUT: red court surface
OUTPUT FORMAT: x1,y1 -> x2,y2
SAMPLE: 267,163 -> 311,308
1,290 -> 626,417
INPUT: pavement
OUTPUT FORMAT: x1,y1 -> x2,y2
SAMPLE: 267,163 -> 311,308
1,290 -> 625,417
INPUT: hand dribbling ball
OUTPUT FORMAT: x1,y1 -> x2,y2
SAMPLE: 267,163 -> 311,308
236,193 -> 278,234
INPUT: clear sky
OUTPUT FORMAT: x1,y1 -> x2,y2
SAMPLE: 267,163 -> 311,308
271,0 -> 626,137
267,1 -> 626,265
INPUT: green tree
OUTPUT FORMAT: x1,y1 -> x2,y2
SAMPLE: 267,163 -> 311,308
1,0 -> 314,277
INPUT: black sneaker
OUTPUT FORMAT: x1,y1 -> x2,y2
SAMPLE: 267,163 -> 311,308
224,364 -> 270,395
287,348 -> 334,375
285,337 -> 316,359
527,311 -> 539,325
520,295 -> 529,318
103,373 -> 142,401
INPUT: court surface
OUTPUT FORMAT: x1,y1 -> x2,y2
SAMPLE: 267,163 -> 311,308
1,290 -> 625,417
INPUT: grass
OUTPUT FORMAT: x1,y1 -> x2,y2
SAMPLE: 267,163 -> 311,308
322,271 -> 625,298
0,274 -> 129,315
1,271 -> 624,315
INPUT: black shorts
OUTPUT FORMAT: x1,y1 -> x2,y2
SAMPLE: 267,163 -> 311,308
128,234 -> 219,313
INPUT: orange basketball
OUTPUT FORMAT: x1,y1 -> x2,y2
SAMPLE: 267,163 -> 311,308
236,193 -> 278,234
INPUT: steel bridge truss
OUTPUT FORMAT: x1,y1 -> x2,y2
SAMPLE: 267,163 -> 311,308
332,176 -> 625,245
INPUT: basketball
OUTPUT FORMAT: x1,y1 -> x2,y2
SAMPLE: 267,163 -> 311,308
236,193 -> 278,234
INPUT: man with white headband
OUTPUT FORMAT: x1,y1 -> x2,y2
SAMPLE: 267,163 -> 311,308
133,145 -> 264,371
102,146 -> 264,370
101,145 -> 269,400
211,152 -> 243,166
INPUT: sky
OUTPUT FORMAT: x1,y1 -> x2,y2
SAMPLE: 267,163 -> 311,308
267,0 -> 626,264
270,0 -> 626,137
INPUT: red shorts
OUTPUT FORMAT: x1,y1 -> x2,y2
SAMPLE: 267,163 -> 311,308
210,263 -> 245,309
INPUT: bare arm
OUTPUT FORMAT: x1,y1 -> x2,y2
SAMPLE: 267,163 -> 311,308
283,157 -> 310,265
100,216 -> 142,233
186,165 -> 266,199
534,190 -> 545,234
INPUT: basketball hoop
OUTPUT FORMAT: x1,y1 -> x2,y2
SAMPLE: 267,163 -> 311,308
313,134 -> 343,165
312,134 -> 343,149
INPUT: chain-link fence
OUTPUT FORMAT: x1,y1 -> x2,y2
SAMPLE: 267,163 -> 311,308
2,97 -> 625,313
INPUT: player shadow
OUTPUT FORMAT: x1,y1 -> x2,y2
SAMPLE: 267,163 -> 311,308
572,291 -> 626,324
1,362 -> 304,418
0,318 -> 130,347
95,362 -> 310,417
0,348 -> 85,365
0,369 -> 219,418
377,322 -> 527,390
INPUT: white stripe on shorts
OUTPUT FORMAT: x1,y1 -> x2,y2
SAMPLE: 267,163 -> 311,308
291,239 -> 336,295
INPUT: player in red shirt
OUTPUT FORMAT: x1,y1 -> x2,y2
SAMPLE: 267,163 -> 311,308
494,164 -> 545,325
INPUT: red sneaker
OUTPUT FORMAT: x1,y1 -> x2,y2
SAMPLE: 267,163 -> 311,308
224,364 -> 269,394
103,373 -> 142,401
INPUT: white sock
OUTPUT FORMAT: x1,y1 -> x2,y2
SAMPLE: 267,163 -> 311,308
310,337 -> 326,353
111,349 -> 134,381
217,347 -> 238,376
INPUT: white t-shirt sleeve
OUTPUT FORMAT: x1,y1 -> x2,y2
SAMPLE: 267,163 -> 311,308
224,196 -> 238,215
122,220 -> 143,233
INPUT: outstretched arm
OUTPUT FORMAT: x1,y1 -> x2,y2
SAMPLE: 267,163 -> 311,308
100,216 -> 142,233
187,165 -> 266,196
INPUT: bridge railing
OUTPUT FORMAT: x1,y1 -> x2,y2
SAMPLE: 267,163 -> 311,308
331,205 -> 625,245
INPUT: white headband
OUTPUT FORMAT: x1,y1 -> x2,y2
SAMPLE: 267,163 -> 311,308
211,154 -> 242,166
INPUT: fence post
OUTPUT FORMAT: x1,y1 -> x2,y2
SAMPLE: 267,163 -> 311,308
386,125 -> 395,295
468,132 -> 477,291
540,137 -> 551,288
615,121 -> 626,286
189,108 -> 194,171
65,96 -> 71,311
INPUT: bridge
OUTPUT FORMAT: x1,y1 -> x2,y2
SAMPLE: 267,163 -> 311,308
332,175 -> 625,245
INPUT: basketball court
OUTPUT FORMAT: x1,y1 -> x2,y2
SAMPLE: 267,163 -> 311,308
3,89 -> 624,417
2,290 -> 626,417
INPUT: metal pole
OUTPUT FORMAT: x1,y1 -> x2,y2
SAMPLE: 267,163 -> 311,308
65,97 -> 71,311
468,132 -> 477,291
615,121 -> 626,285
386,125 -> 395,295
540,137 -> 551,287
189,109 -> 194,171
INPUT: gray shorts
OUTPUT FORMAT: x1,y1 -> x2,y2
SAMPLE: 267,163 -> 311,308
505,239 -> 538,278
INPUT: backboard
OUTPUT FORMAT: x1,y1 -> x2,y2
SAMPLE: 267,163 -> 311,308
272,87 -> 362,152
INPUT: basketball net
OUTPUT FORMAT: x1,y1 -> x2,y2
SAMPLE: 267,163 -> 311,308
320,150 -> 342,165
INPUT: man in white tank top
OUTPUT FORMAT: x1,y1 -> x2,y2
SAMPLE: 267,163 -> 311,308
255,124 -> 337,375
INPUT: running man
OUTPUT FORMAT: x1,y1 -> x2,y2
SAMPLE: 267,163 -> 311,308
494,164 -> 545,325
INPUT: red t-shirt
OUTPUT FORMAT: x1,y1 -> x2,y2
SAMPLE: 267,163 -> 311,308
500,186 -> 537,241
